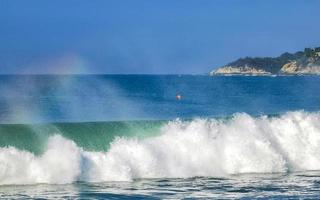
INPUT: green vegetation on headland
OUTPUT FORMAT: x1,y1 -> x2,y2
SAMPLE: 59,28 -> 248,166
210,47 -> 320,75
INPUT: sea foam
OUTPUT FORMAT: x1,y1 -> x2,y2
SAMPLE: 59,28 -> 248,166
1,111 -> 320,185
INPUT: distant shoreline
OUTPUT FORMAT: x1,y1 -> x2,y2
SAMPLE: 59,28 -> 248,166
210,47 -> 320,76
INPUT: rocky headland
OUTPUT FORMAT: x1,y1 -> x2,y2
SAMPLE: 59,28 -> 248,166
210,47 -> 320,75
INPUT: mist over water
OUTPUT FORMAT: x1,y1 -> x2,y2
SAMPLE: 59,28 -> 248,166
0,75 -> 145,123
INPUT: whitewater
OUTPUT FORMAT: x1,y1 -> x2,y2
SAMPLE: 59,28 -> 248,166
1,111 -> 320,185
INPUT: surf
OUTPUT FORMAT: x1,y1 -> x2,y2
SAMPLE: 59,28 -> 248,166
0,111 -> 320,185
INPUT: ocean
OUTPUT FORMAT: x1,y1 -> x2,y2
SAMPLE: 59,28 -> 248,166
0,75 -> 320,199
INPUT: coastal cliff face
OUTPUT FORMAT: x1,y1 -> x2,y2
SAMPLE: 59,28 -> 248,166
210,47 -> 320,75
280,60 -> 320,74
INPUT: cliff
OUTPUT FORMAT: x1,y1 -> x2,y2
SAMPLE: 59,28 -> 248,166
210,47 -> 320,75
280,59 -> 320,74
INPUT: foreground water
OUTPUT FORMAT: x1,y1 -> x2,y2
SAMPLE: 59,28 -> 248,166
1,75 -> 320,199
2,172 -> 320,199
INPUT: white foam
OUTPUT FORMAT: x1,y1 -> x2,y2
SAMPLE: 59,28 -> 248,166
1,111 -> 320,185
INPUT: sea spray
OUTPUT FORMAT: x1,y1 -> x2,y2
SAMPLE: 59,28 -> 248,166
1,111 -> 320,185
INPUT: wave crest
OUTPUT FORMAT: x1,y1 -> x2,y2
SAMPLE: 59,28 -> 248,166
1,111 -> 320,185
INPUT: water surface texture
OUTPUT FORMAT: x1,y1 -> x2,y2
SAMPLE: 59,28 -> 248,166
0,75 -> 320,199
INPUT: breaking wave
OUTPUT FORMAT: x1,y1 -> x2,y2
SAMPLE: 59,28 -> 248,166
1,111 -> 320,185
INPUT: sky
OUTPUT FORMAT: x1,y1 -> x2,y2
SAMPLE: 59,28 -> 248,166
0,0 -> 320,74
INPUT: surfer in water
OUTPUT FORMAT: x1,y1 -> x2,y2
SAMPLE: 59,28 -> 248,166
176,94 -> 182,100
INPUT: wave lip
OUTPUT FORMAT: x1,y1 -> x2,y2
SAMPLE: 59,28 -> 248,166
1,111 -> 320,185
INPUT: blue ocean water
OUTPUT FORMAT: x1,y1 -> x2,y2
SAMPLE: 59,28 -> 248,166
0,75 -> 319,123
0,75 -> 320,199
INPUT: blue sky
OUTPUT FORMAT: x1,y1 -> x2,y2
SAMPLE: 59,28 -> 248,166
0,0 -> 320,74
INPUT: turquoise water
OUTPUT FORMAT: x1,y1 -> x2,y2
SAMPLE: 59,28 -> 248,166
0,121 -> 164,154
1,75 -> 320,199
